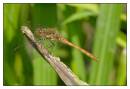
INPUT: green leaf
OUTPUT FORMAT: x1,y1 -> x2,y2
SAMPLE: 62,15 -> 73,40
4,4 -> 21,42
33,53 -> 57,85
71,36 -> 86,81
4,4 -> 22,85
31,4 -> 57,85
67,4 -> 126,22
116,32 -> 126,48
121,14 -> 126,21
116,49 -> 126,85
62,11 -> 96,25
67,4 -> 99,14
63,6 -> 87,83
4,61 -> 18,85
89,4 -> 122,85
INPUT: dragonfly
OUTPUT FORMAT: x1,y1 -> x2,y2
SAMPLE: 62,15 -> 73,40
34,27 -> 97,62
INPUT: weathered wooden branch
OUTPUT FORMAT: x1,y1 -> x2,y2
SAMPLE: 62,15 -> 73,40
21,26 -> 88,86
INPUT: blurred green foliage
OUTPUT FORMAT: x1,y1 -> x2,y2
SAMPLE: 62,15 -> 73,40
3,3 -> 127,86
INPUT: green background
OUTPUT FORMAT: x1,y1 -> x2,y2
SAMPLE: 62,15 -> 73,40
3,3 -> 127,86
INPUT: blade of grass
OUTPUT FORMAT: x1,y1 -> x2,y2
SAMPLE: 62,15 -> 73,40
62,11 -> 96,25
63,6 -> 87,82
71,35 -> 86,81
89,4 -> 122,85
116,32 -> 126,48
116,48 -> 126,85
67,4 -> 99,14
4,4 -> 21,85
67,4 -> 126,22
4,61 -> 18,85
31,4 -> 57,85
18,4 -> 34,85
33,53 -> 57,85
